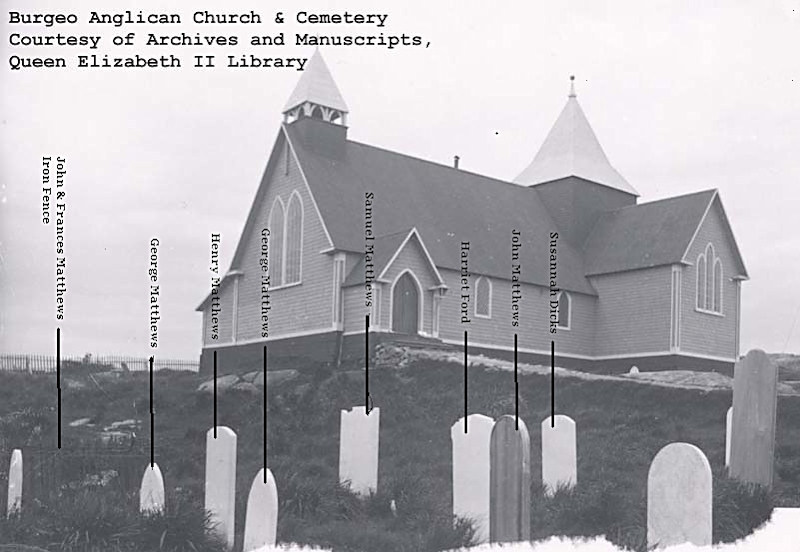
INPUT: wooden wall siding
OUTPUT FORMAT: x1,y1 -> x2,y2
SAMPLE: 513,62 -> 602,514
203,279 -> 235,344
379,238 -> 438,335
436,269 -> 596,357
590,266 -> 672,357
343,285 -> 367,334
203,132 -> 334,346
679,203 -> 739,360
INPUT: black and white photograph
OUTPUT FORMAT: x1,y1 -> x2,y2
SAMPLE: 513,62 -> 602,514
1,1 -> 799,551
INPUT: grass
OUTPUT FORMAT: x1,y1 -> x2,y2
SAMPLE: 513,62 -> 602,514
1,355 -> 799,551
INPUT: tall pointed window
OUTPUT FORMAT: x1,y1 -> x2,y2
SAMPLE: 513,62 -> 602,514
696,243 -> 723,314
268,198 -> 285,287
285,192 -> 303,284
557,291 -> 571,329
475,276 -> 492,318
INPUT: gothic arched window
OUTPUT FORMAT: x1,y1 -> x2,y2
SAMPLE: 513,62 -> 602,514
696,243 -> 723,314
268,198 -> 285,287
285,192 -> 303,285
475,276 -> 492,318
557,291 -> 571,329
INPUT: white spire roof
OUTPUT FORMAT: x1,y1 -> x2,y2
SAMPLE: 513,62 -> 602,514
283,50 -> 348,114
514,78 -> 637,196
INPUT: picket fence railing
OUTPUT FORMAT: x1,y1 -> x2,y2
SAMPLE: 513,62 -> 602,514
0,354 -> 199,373
2,349 -> 780,551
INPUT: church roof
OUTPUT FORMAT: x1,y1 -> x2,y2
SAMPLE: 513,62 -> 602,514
583,189 -> 717,275
284,123 -> 599,295
514,80 -> 638,196
283,50 -> 348,113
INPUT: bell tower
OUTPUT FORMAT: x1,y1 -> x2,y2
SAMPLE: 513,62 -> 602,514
283,49 -> 348,125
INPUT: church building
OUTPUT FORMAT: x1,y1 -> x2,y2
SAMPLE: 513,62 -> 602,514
197,51 -> 748,375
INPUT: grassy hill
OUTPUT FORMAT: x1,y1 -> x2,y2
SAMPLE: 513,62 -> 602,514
1,355 -> 799,552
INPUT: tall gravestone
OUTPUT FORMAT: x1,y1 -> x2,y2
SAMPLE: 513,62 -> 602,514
451,414 -> 494,543
339,406 -> 380,496
541,414 -> 577,496
647,442 -> 712,549
205,427 -> 237,550
725,406 -> 732,468
243,468 -> 279,552
139,463 -> 165,514
489,415 -> 530,543
6,449 -> 22,517
730,349 -> 778,488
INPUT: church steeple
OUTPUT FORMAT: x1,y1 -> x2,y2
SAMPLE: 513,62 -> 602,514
283,50 -> 348,125
514,77 -> 637,196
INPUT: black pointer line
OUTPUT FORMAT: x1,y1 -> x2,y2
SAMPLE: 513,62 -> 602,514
213,350 -> 217,438
365,314 -> 371,414
149,356 -> 154,467
57,327 -> 61,449
551,340 -> 555,427
263,345 -> 267,483
464,330 -> 468,434
514,333 -> 518,430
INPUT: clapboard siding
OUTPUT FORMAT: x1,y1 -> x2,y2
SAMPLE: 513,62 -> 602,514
202,130 -> 334,347
203,279 -> 235,345
380,237 -> 439,335
343,285 -> 366,333
679,202 -> 739,359
590,266 -> 672,356
437,269 -> 596,357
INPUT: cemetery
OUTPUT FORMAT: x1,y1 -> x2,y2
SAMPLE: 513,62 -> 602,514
0,348 -> 798,551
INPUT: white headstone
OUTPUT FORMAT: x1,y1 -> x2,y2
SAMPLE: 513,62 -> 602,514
139,463 -> 165,515
725,406 -> 732,468
205,426 -> 237,550
629,366 -> 639,375
243,468 -> 279,552
647,442 -> 712,549
339,406 -> 380,496
451,414 -> 494,543
7,449 -> 22,517
541,415 -> 577,496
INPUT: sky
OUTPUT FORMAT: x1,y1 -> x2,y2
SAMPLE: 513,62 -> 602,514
1,0 -> 799,359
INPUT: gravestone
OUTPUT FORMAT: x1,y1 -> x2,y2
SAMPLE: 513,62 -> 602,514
243,468 -> 279,552
725,406 -> 732,467
139,463 -> 165,514
6,449 -> 22,517
730,349 -> 778,488
451,414 -> 494,543
647,442 -> 712,549
339,406 -> 380,496
541,415 -> 577,496
205,427 -> 237,550
489,415 -> 530,543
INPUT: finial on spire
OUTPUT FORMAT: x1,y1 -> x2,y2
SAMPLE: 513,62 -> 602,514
569,75 -> 576,98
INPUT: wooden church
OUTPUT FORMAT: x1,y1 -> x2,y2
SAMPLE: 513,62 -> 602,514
197,50 -> 747,375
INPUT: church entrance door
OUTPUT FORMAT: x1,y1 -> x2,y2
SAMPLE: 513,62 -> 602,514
392,272 -> 419,335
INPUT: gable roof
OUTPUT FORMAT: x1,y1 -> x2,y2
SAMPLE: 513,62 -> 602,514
582,189 -> 741,276
283,50 -> 348,114
514,86 -> 638,196
285,123 -> 598,295
344,228 -> 446,288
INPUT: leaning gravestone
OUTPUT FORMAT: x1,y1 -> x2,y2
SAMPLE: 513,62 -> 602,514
6,449 -> 22,517
451,414 -> 494,543
725,406 -> 732,468
647,442 -> 712,549
730,349 -> 778,488
339,406 -> 380,496
139,463 -> 165,514
541,415 -> 577,496
489,415 -> 530,543
243,468 -> 279,552
205,427 -> 237,551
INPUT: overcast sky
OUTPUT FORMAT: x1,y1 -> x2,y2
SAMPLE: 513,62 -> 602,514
1,0 -> 799,359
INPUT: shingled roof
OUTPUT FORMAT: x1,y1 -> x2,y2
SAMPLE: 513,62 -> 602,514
283,50 -> 348,114
583,189 -> 717,275
285,123 -> 598,295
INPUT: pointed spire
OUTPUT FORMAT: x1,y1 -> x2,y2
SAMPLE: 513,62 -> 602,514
283,50 -> 348,115
514,82 -> 638,196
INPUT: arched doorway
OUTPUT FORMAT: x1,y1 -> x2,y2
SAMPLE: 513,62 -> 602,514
392,271 -> 420,334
